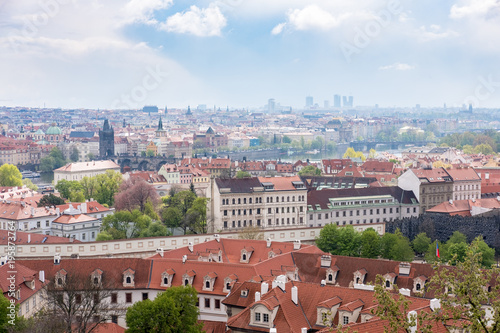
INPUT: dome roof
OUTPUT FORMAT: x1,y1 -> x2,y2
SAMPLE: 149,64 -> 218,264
46,126 -> 62,135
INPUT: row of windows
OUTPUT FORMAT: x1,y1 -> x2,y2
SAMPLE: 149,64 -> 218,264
224,208 -> 261,216
454,184 -> 479,191
255,312 -> 269,323
224,219 -> 261,228
310,207 -> 421,220
222,195 -> 306,205
332,198 -> 394,206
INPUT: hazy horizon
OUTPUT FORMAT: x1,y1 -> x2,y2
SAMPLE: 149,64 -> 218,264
2,0 -> 500,110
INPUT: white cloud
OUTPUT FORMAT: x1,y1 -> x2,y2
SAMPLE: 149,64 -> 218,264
379,63 -> 415,71
416,25 -> 459,42
287,5 -> 340,31
271,23 -> 286,35
450,0 -> 500,19
122,0 -> 173,25
159,4 -> 227,37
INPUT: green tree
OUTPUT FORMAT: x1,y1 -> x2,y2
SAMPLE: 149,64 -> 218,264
380,232 -> 399,259
316,224 -> 340,254
360,228 -> 380,258
98,210 -> 152,240
70,147 -> 79,162
55,180 -> 82,200
92,170 -> 122,206
236,170 -> 252,178
336,225 -> 361,256
390,236 -> 415,262
87,153 -> 95,161
40,147 -> 67,172
140,221 -> 170,237
0,289 -> 19,332
183,197 -> 208,234
474,143 -> 494,155
476,238 -> 495,268
429,237 -> 500,332
146,149 -> 155,157
368,148 -> 377,159
38,194 -> 65,207
162,207 -> 183,232
326,142 -> 337,152
282,136 -> 291,144
447,230 -> 467,245
0,164 -> 22,187
447,242 -> 468,265
126,286 -> 202,333
22,178 -> 38,191
168,190 -> 197,215
412,232 -> 431,255
298,165 -> 321,177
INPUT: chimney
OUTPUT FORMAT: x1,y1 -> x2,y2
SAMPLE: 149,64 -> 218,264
270,329 -> 277,333
293,240 -> 301,250
430,298 -> 441,311
261,282 -> 269,295
31,207 -> 34,216
255,291 -> 261,302
188,242 -> 194,252
408,310 -> 417,333
54,253 -> 61,265
182,255 -> 187,263
28,234 -> 31,243
82,202 -> 87,214
56,207 -> 60,216
0,256 -> 7,266
266,238 -> 271,248
320,279 -> 326,287
320,255 -> 332,267
301,328 -> 307,333
291,286 -> 298,305
214,234 -> 220,243
70,237 -> 74,243
156,248 -> 164,257
39,270 -> 45,283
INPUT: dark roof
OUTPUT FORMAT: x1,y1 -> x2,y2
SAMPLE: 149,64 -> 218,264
307,186 -> 418,210
69,131 -> 95,138
215,177 -> 262,193
300,176 -> 378,190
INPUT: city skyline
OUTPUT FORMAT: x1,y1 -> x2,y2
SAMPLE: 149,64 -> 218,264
1,0 -> 500,109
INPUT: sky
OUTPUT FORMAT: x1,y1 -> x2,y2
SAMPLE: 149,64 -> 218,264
1,0 -> 500,110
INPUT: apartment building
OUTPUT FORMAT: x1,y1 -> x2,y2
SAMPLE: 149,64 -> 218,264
209,176 -> 307,233
398,168 -> 453,213
306,187 -> 419,229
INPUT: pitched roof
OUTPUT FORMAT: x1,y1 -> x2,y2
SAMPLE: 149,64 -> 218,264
0,230 -> 81,244
54,160 -> 120,173
215,177 -> 262,193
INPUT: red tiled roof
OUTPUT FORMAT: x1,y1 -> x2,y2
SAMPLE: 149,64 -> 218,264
0,230 -> 81,244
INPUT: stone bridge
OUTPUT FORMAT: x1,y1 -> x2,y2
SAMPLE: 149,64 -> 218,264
349,141 -> 433,151
113,155 -> 177,172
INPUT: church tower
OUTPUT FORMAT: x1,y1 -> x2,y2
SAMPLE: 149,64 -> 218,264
156,117 -> 167,138
99,119 -> 115,158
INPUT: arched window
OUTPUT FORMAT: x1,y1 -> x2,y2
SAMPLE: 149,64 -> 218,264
58,278 -> 63,285
385,280 -> 390,288
163,277 -> 168,285
126,276 -> 131,284
416,283 -> 421,291
328,274 -> 333,281
242,254 -> 247,261
226,283 -> 231,290
206,281 -> 210,289
185,279 -> 189,286
94,277 -> 99,285
356,277 -> 360,284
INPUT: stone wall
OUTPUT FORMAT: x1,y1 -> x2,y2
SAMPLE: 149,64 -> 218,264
386,212 -> 500,251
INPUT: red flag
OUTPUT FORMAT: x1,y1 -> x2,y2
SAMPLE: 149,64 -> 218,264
436,242 -> 440,258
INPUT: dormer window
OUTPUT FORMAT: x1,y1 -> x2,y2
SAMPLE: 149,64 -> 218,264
161,269 -> 175,288
353,268 -> 367,286
383,273 -> 397,290
224,274 -> 237,293
123,268 -> 135,287
325,266 -> 339,285
91,269 -> 103,287
203,272 -> 217,292
55,269 -> 67,288
413,275 -> 427,294
182,270 -> 196,286
240,247 -> 254,263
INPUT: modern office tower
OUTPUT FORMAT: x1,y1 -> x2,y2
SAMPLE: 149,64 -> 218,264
268,98 -> 276,113
342,96 -> 354,108
306,96 -> 313,107
324,100 -> 330,108
334,94 -> 341,108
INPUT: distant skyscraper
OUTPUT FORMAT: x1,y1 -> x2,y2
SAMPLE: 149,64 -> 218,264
342,96 -> 353,108
324,100 -> 330,109
334,95 -> 341,108
268,98 -> 275,113
306,96 -> 313,107
186,106 -> 192,115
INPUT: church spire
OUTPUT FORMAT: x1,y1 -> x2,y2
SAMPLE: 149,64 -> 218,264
158,116 -> 163,130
